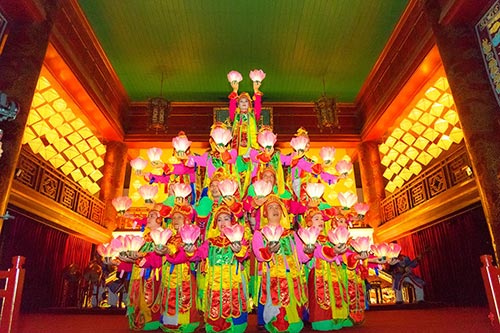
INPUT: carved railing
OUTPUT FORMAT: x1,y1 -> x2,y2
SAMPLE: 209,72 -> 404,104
380,146 -> 473,224
14,146 -> 105,226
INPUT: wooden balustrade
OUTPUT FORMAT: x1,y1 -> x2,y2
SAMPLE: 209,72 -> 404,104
0,256 -> 26,333
480,255 -> 500,328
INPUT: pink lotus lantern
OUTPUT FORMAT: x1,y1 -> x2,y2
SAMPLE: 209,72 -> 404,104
371,242 -> 390,260
125,235 -> 145,252
249,69 -> 266,83
253,180 -> 273,198
298,226 -> 321,246
290,135 -> 309,152
257,130 -> 277,149
211,127 -> 232,146
112,196 -> 132,215
138,185 -> 158,203
338,192 -> 358,210
328,225 -> 350,245
111,235 -> 127,254
171,183 -> 192,199
261,225 -> 284,244
387,243 -> 402,259
335,160 -> 353,177
218,179 -> 239,197
172,135 -> 192,153
147,147 -> 163,163
130,157 -> 148,174
305,182 -> 325,199
320,146 -> 336,163
222,224 -> 245,243
227,70 -> 243,83
97,243 -> 116,258
150,227 -> 173,248
353,202 -> 370,217
179,224 -> 201,245
350,236 -> 372,253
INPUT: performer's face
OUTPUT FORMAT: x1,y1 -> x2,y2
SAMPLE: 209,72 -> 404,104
261,170 -> 276,185
238,97 -> 249,112
311,213 -> 325,230
210,180 -> 221,200
216,213 -> 232,231
171,213 -> 185,231
266,202 -> 282,224
147,211 -> 161,230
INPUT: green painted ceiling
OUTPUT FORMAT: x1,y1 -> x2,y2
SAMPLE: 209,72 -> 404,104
78,0 -> 408,103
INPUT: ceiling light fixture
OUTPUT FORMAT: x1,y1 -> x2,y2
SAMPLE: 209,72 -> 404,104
314,79 -> 339,132
148,73 -> 170,133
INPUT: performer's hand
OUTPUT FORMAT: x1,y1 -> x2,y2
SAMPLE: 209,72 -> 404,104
357,250 -> 369,260
154,245 -> 170,256
268,241 -> 280,253
214,144 -> 227,154
253,81 -> 262,93
184,244 -> 195,254
174,197 -> 187,206
230,242 -> 242,253
222,196 -> 236,207
253,196 -> 267,208
303,244 -> 316,254
150,160 -> 165,169
333,243 -> 347,255
308,198 -> 320,208
176,150 -> 187,159
388,258 -> 399,265
230,81 -> 239,93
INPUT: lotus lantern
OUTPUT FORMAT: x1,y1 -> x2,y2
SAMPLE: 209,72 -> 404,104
218,179 -> 239,197
257,130 -> 277,149
371,242 -> 390,260
261,225 -> 284,244
147,147 -> 163,163
249,69 -> 266,83
353,202 -> 370,217
138,185 -> 158,203
211,127 -> 232,146
110,235 -> 127,254
97,243 -> 116,258
222,224 -> 245,243
179,224 -> 201,245
387,243 -> 402,259
170,183 -> 192,199
328,225 -> 350,245
298,226 -> 321,246
305,182 -> 325,199
336,160 -> 353,177
320,146 -> 336,164
130,157 -> 148,174
150,227 -> 173,248
290,135 -> 309,152
112,196 -> 132,215
338,192 -> 358,210
253,180 -> 273,198
350,236 -> 372,253
172,135 -> 192,153
227,70 -> 243,83
125,235 -> 145,252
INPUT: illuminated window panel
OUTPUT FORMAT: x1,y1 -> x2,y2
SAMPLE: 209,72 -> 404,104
424,87 -> 441,101
413,137 -> 429,150
443,110 -> 460,125
22,128 -> 37,145
131,192 -> 142,202
396,154 -> 410,167
427,143 -> 443,158
43,129 -> 59,145
61,160 -> 76,175
48,114 -> 65,128
385,181 -> 397,193
437,135 -> 453,150
95,144 -> 106,156
381,155 -> 392,167
408,108 -> 423,121
410,122 -> 426,135
31,92 -> 46,108
400,119 -> 413,131
49,154 -> 67,169
422,127 -> 439,142
27,110 -> 42,126
433,118 -> 449,133
78,176 -> 92,190
409,161 -> 422,175
52,137 -> 70,152
28,138 -> 44,154
81,162 -> 95,176
383,168 -> 394,180
393,175 -> 404,188
56,123 -> 74,137
343,178 -> 354,188
63,146 -> 80,160
385,136 -> 397,147
89,169 -> 103,182
66,132 -> 83,145
449,127 -> 464,143
41,88 -> 59,103
75,140 -> 91,154
402,133 -> 416,146
87,183 -> 100,195
72,154 -> 88,168
405,146 -> 420,160
416,151 -> 433,165
32,121 -> 51,136
36,105 -> 56,120
387,149 -> 399,161
393,141 -> 408,153
87,137 -> 101,148
419,113 -> 436,126
438,93 -> 454,107
415,98 -> 432,111
429,103 -> 445,117
39,145 -> 58,160
79,128 -> 94,139
71,118 -> 85,130
391,128 -> 405,140
400,168 -> 412,181
93,156 -> 104,168
434,77 -> 449,91
36,76 -> 51,90
71,169 -> 84,182
379,143 -> 390,155
389,162 -> 402,174
61,109 -> 76,122
52,98 -> 67,112
85,149 -> 97,161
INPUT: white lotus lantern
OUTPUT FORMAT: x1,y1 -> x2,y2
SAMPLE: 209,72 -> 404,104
150,227 -> 173,248
218,179 -> 239,197
112,196 -> 132,215
172,135 -> 192,153
257,130 -> 277,149
253,180 -> 273,198
353,202 -> 370,217
147,147 -> 163,164
338,192 -> 358,210
170,183 -> 192,199
305,183 -> 325,199
227,70 -> 243,83
130,157 -> 148,174
249,69 -> 266,83
222,224 -> 245,243
138,185 -> 158,203
298,226 -> 321,246
350,236 -> 371,253
335,160 -> 353,177
261,225 -> 284,244
290,135 -> 309,152
327,225 -> 350,245
211,127 -> 232,146
320,146 -> 336,163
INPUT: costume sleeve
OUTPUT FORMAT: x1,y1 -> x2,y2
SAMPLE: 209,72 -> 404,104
190,241 -> 209,262
229,93 -> 238,121
253,93 -> 262,121
234,240 -> 250,261
187,153 -> 206,168
294,232 -> 313,263
315,244 -> 336,262
165,247 -> 190,264
230,200 -> 244,219
252,231 -> 273,262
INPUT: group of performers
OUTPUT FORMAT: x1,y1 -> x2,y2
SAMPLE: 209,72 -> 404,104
97,75 -> 401,332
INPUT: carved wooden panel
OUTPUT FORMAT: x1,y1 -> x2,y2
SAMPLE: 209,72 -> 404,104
427,169 -> 447,198
77,195 -> 91,218
16,154 -> 39,188
410,179 -> 427,206
395,192 -> 410,215
60,184 -> 77,209
39,171 -> 59,200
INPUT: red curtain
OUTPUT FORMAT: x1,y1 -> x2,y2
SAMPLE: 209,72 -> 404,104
0,208 -> 92,311
395,204 -> 493,306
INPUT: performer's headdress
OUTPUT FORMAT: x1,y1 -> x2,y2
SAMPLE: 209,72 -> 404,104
261,194 -> 291,229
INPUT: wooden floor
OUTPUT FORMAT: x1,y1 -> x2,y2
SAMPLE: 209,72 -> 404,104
18,306 -> 496,333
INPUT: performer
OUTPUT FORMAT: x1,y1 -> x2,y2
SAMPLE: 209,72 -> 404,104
387,254 -> 425,304
252,194 -> 309,333
192,204 -> 250,333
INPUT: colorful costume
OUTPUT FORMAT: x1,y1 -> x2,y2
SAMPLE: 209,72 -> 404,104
229,91 -> 262,157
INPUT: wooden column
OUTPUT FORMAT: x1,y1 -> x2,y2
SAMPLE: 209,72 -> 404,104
99,141 -> 128,231
423,0 -> 500,262
357,141 -> 385,228
0,0 -> 60,234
